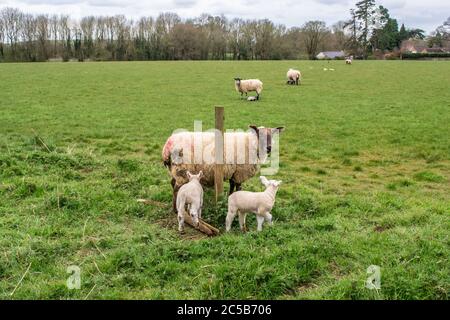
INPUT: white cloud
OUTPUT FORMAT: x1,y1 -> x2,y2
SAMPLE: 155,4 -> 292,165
0,0 -> 448,32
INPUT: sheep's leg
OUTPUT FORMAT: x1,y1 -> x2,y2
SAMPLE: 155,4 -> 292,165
235,183 -> 242,191
172,184 -> 181,213
296,78 -> 299,85
238,212 -> 247,232
256,215 -> 265,232
229,179 -> 235,195
226,208 -> 237,232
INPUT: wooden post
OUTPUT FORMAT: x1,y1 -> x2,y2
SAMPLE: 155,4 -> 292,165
214,106 -> 224,204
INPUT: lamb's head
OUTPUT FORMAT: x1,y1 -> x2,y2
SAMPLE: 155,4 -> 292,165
260,176 -> 282,189
187,171 -> 203,183
249,125 -> 285,156
234,77 -> 241,86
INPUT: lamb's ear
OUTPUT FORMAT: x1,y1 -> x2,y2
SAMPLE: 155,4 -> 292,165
186,171 -> 192,179
198,171 -> 203,178
274,126 -> 285,133
260,176 -> 270,187
249,125 -> 259,134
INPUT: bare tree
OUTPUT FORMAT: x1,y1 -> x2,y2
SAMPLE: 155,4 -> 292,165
80,16 -> 95,59
0,14 -> 4,59
302,20 -> 328,59
1,7 -> 23,60
21,13 -> 37,61
49,14 -> 59,57
36,14 -> 49,60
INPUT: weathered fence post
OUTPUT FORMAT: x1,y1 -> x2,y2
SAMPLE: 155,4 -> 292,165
214,106 -> 224,204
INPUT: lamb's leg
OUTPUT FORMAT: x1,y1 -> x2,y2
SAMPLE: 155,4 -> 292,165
177,205 -> 185,233
256,215 -> 265,231
264,212 -> 273,226
235,183 -> 242,191
238,212 -> 247,232
226,207 -> 237,232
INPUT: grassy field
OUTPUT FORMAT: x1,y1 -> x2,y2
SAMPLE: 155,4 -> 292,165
0,60 -> 449,300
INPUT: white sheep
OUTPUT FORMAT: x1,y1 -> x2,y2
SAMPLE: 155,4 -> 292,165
162,126 -> 284,212
176,171 -> 204,232
286,68 -> 301,85
345,56 -> 353,64
234,78 -> 263,100
225,176 -> 282,232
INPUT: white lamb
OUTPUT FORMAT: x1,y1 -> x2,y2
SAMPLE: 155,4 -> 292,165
286,68 -> 301,85
176,171 -> 204,232
226,176 -> 282,232
234,77 -> 263,100
345,56 -> 353,64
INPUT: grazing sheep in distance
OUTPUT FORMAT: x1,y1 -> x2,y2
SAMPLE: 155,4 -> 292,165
346,56 -> 353,64
234,78 -> 263,100
162,125 -> 285,212
226,176 -> 282,232
247,96 -> 258,101
176,171 -> 204,232
286,68 -> 301,85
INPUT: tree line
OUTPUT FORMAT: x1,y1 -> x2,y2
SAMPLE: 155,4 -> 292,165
0,1 -> 447,62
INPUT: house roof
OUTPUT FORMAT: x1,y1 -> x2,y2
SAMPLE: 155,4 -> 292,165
423,48 -> 444,53
317,51 -> 345,58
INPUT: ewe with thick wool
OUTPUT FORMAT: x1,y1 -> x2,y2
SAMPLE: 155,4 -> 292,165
286,68 -> 301,85
226,176 -> 282,232
176,171 -> 204,233
162,125 -> 284,212
234,78 -> 263,100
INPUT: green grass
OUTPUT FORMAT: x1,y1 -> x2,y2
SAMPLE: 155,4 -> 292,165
0,60 -> 449,300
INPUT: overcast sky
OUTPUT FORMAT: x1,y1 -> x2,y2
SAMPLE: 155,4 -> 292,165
0,0 -> 448,33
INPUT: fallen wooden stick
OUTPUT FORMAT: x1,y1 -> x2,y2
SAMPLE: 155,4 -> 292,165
182,213 -> 220,236
137,199 -> 220,236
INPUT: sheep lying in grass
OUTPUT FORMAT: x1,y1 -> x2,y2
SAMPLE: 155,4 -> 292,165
162,126 -> 284,212
286,68 -> 301,85
176,171 -> 204,232
345,56 -> 353,65
234,78 -> 263,100
226,176 -> 282,232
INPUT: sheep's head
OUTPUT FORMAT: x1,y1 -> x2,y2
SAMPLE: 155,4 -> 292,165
234,77 -> 241,86
260,176 -> 282,188
249,125 -> 285,156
